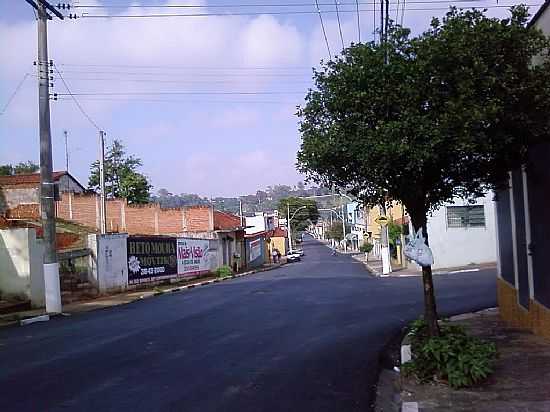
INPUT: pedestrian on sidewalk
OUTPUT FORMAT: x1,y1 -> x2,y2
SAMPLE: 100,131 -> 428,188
272,248 -> 279,264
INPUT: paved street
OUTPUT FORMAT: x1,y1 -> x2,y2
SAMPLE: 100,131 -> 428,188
0,238 -> 496,412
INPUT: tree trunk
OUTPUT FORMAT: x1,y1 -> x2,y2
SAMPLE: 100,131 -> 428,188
410,210 -> 440,337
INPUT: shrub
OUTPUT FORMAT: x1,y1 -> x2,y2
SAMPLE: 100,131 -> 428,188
360,243 -> 374,254
402,318 -> 497,388
215,265 -> 233,278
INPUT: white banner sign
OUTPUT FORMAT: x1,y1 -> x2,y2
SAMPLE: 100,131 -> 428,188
177,238 -> 215,276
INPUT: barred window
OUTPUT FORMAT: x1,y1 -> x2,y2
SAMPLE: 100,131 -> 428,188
446,205 -> 485,228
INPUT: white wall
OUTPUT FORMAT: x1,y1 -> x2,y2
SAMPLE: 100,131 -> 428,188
426,193 -> 497,269
0,228 -> 45,307
88,233 -> 128,293
245,215 -> 266,235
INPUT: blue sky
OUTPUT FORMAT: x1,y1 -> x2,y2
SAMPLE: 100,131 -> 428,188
0,0 -> 527,197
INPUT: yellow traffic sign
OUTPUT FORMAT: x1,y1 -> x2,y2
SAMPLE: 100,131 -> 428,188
375,215 -> 389,226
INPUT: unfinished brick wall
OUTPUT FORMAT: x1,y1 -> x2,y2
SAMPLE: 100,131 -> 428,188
184,206 -> 212,232
15,193 -> 234,236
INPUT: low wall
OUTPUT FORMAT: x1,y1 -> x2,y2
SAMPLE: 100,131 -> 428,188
0,228 -> 45,308
88,233 -> 129,294
498,278 -> 550,340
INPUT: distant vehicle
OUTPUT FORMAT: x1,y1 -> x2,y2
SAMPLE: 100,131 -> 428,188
286,252 -> 301,263
289,249 -> 305,257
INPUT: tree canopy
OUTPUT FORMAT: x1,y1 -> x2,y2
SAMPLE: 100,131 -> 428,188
297,6 -> 550,229
89,139 -> 151,204
0,161 -> 39,176
277,196 -> 319,232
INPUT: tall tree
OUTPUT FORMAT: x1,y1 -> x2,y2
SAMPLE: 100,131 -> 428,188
277,196 -> 319,233
89,139 -> 151,204
297,7 -> 550,336
0,161 -> 39,175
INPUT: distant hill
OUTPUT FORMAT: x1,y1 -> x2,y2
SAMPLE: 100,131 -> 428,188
151,183 -> 335,214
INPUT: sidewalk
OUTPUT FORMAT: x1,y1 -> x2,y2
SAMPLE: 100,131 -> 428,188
352,253 -> 496,277
377,308 -> 550,411
0,262 -> 284,328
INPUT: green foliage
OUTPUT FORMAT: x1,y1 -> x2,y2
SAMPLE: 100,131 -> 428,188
402,319 -> 497,388
215,265 -> 233,278
387,221 -> 403,248
89,139 -> 151,204
0,161 -> 39,176
326,221 -> 344,242
360,242 -> 374,253
277,196 -> 320,232
297,6 -> 550,227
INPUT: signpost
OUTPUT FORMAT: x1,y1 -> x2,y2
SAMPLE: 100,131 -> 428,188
375,215 -> 389,226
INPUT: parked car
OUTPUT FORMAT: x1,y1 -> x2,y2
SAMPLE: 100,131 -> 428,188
289,249 -> 305,257
286,252 -> 301,263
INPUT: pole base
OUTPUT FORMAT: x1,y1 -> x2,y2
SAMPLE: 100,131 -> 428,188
44,262 -> 62,314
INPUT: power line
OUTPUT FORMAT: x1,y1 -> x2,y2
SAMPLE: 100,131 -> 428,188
74,0 -> 489,8
79,3 -> 542,17
355,0 -> 361,42
55,91 -> 306,96
53,63 -> 102,130
56,97 -> 300,104
47,76 -> 313,84
58,63 -> 312,70
315,0 -> 332,60
56,69 -> 310,77
0,73 -> 30,116
334,0 -> 345,50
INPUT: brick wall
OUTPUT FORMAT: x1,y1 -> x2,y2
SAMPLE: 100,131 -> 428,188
4,192 -> 238,236
185,206 -> 212,232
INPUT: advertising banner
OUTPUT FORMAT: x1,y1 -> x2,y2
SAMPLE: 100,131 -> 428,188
249,238 -> 262,262
177,238 -> 214,276
127,236 -> 177,285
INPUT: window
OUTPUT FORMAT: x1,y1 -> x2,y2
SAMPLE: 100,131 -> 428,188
446,205 -> 485,228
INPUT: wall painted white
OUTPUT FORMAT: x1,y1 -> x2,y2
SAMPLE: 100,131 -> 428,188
245,215 -> 267,235
426,193 -> 497,269
88,233 -> 128,293
0,228 -> 45,307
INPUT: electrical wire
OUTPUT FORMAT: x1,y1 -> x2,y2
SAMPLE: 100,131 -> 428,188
55,91 -> 306,96
48,76 -> 313,85
56,97 -> 300,104
79,4 -> 541,18
355,0 -> 361,42
56,69 -> 309,78
315,0 -> 332,60
334,0 -> 345,50
0,73 -> 30,116
59,63 -> 312,70
74,0 -> 495,8
53,63 -> 102,130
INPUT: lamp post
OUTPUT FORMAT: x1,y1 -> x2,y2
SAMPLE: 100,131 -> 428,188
287,205 -> 307,251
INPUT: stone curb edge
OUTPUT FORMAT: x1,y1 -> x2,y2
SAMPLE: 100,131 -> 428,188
10,263 -> 285,327
377,307 -> 499,412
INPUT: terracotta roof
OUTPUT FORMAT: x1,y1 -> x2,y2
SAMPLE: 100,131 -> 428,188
214,210 -> 242,230
273,227 -> 287,237
0,171 -> 67,186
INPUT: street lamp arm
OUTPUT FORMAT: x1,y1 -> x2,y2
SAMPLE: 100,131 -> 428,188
289,205 -> 307,222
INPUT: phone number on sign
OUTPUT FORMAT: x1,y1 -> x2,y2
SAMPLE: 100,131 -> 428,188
140,267 -> 166,275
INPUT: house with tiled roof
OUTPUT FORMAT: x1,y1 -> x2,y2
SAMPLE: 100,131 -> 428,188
0,171 -> 85,218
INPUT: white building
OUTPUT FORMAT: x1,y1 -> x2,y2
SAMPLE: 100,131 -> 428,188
425,192 -> 496,269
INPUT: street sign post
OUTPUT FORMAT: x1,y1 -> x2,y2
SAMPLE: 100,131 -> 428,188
375,215 -> 389,226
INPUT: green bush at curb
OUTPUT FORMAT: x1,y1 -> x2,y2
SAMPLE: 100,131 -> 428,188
215,265 -> 233,278
402,318 -> 497,388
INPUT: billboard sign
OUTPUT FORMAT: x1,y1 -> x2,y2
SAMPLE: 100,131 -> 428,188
127,236 -> 178,285
177,238 -> 215,276
249,238 -> 262,262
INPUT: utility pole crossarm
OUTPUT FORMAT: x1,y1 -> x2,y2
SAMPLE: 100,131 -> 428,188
37,0 -> 64,19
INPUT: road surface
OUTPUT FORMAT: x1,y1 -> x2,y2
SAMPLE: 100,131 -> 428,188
0,238 -> 496,412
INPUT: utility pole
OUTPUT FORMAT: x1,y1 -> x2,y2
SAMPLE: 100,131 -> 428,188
380,0 -> 384,47
31,0 -> 64,314
99,130 -> 107,234
63,130 -> 69,189
239,198 -> 244,227
380,203 -> 392,275
287,203 -> 292,251
341,202 -> 347,252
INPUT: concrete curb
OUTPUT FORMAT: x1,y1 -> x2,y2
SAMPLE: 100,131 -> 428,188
7,263 -> 285,328
376,307 -> 499,412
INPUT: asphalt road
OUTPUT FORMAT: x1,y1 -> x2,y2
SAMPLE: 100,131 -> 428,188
0,238 -> 496,412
